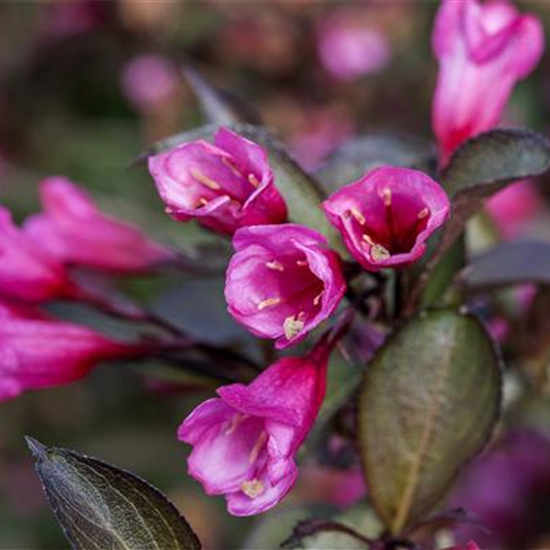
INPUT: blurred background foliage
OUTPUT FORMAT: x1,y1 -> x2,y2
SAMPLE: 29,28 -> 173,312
2,1 -> 550,549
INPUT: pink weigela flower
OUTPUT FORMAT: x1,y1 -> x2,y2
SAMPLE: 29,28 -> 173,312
178,336 -> 332,516
224,224 -> 346,349
0,299 -> 135,402
23,177 -> 175,274
0,205 -> 70,302
148,127 -> 287,235
433,0 -> 544,163
323,166 -> 450,271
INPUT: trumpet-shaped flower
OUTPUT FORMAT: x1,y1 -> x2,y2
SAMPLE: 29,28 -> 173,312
323,166 -> 450,271
23,177 -> 175,274
178,335 -> 333,516
148,127 -> 287,235
225,224 -> 346,349
432,0 -> 544,163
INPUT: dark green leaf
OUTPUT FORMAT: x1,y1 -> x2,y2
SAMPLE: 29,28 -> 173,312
408,130 -> 550,309
442,129 -> 550,198
462,240 -> 550,289
27,438 -> 201,550
358,309 -> 502,534
316,133 -> 434,192
182,65 -> 262,126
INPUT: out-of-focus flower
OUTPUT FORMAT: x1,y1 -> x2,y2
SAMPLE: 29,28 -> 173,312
149,127 -> 287,235
23,177 -> 175,274
289,108 -> 354,172
225,224 -> 346,349
178,333 -> 334,516
121,54 -> 179,112
451,431 -> 550,548
41,0 -> 106,39
486,180 -> 542,240
323,166 -> 450,271
0,206 -> 70,302
0,300 -> 136,402
432,0 -> 544,164
317,15 -> 391,81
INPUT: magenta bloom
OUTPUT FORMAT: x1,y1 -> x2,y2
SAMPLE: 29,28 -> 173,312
432,0 -> 544,163
0,206 -> 69,302
323,166 -> 450,271
23,177 -> 175,274
317,16 -> 391,81
0,300 -> 134,401
225,224 -> 346,349
148,127 -> 287,235
178,338 -> 331,516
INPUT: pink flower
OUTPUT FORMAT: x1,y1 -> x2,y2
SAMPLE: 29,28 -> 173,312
121,54 -> 179,111
323,166 -> 450,271
317,16 -> 391,81
178,336 -> 332,516
23,177 -> 175,274
225,224 -> 346,349
432,0 -> 544,164
148,127 -> 287,235
486,179 -> 541,239
0,300 -> 135,402
0,206 -> 70,302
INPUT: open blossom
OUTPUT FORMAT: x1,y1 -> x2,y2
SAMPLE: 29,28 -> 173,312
178,335 -> 333,516
323,166 -> 450,271
148,127 -> 287,235
0,206 -> 70,302
23,177 -> 175,274
0,300 -> 135,402
225,224 -> 346,349
317,15 -> 391,81
433,0 -> 544,163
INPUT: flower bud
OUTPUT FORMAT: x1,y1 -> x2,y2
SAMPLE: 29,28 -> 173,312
225,224 -> 346,349
323,166 -> 450,271
0,300 -> 135,401
432,0 -> 544,164
24,177 -> 175,274
148,127 -> 287,235
0,206 -> 69,302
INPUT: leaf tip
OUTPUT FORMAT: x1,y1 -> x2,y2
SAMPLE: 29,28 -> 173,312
25,436 -> 47,459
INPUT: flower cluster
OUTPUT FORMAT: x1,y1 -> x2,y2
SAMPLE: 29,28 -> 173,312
0,177 -> 173,400
149,127 -> 451,514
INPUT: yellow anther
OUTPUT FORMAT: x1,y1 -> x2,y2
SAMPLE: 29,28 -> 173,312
248,174 -> 261,188
362,233 -> 375,246
284,315 -> 305,340
240,479 -> 265,499
371,243 -> 391,262
191,169 -> 221,190
350,207 -> 366,225
257,297 -> 281,310
249,431 -> 268,464
266,260 -> 284,272
417,207 -> 429,220
197,197 -> 209,207
381,187 -> 392,207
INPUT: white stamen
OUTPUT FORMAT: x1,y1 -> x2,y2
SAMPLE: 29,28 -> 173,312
350,207 -> 366,225
417,207 -> 429,220
381,187 -> 392,207
266,260 -> 284,272
248,174 -> 260,188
